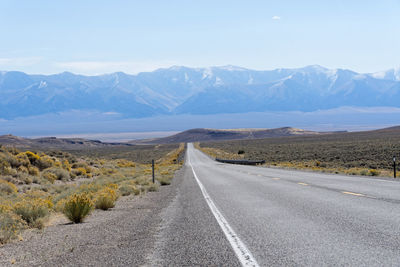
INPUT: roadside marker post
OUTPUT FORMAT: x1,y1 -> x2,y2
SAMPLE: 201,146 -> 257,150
394,156 -> 397,178
152,159 -> 155,183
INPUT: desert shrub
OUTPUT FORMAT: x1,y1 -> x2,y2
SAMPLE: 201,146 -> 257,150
43,167 -> 70,181
117,159 -> 135,168
55,198 -> 67,212
100,167 -> 117,175
2,166 -> 17,176
63,193 -> 93,223
0,159 -> 11,174
25,151 -> 40,165
84,165 -> 92,174
157,177 -> 171,186
0,179 -> 18,195
5,154 -> 20,168
14,172 -> 33,184
28,166 -> 40,176
368,169 -> 380,176
17,165 -> 29,173
76,183 -> 102,195
360,169 -> 368,176
54,161 -> 62,168
95,186 -> 118,210
36,155 -> 55,170
0,211 -> 26,244
42,172 -> 57,183
6,153 -> 28,169
135,176 -> 151,186
159,143 -> 185,165
13,198 -> 52,228
71,161 -> 90,170
147,183 -> 159,192
238,150 -> 245,155
118,184 -> 139,196
62,160 -> 71,171
72,167 -> 87,177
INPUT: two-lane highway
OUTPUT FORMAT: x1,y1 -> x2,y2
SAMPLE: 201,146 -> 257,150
151,143 -> 400,266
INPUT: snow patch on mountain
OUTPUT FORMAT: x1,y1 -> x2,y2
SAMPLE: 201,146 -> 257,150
218,65 -> 248,71
214,77 -> 223,86
371,67 -> 400,81
248,75 -> 254,84
38,81 -> 47,88
202,68 -> 213,79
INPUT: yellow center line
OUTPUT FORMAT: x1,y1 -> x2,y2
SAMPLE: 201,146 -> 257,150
298,182 -> 308,186
342,191 -> 365,197
272,178 -> 280,180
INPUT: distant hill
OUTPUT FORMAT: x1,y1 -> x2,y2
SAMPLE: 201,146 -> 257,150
129,127 -> 325,144
3,125 -> 400,148
1,65 -> 400,120
0,134 -> 130,149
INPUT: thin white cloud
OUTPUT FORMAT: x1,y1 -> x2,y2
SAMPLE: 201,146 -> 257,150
0,57 -> 42,67
54,60 -> 179,75
272,16 -> 281,20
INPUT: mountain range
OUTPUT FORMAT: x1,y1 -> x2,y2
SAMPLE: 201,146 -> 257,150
1,65 -> 400,119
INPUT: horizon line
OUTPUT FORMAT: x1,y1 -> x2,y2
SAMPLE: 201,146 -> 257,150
0,64 -> 398,77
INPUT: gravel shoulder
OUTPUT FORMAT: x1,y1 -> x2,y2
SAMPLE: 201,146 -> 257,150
148,163 -> 240,266
0,167 -> 186,267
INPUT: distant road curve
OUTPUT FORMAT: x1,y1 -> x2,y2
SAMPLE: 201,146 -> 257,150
152,143 -> 400,266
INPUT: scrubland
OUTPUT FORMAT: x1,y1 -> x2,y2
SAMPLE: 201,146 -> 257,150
0,143 -> 184,244
196,129 -> 400,178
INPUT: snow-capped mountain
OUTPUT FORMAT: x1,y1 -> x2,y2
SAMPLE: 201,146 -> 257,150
0,65 -> 400,119
370,67 -> 400,81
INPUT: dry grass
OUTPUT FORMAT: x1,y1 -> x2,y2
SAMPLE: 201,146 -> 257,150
198,130 -> 400,178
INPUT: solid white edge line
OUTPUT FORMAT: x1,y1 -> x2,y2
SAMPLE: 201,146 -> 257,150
188,149 -> 260,267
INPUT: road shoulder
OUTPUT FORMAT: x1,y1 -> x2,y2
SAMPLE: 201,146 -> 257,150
149,164 -> 241,266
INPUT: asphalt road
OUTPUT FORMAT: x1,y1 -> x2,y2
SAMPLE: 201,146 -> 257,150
152,143 -> 400,266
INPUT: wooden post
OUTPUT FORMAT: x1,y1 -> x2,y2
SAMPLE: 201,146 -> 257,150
152,159 -> 155,183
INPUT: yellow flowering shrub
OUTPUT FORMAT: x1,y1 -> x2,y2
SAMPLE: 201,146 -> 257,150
119,183 -> 140,196
116,159 -> 136,168
0,211 -> 26,244
42,167 -> 70,181
62,160 -> 71,171
94,186 -> 118,210
37,155 -> 55,170
100,167 -> 117,175
73,167 -> 87,176
0,199 -> 13,213
54,161 -> 62,168
42,172 -> 57,183
63,193 -> 93,223
28,166 -> 40,176
55,198 -> 67,212
159,143 -> 185,166
25,151 -> 40,164
15,153 -> 30,167
17,165 -> 29,173
0,159 -> 11,175
0,179 -> 18,195
13,197 -> 52,227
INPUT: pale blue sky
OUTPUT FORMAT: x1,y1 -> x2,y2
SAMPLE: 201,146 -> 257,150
0,0 -> 399,74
